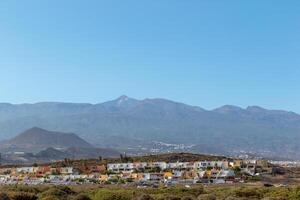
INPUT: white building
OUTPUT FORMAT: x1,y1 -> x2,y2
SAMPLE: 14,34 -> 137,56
60,167 -> 73,175
194,161 -> 228,169
107,163 -> 134,172
16,167 -> 36,174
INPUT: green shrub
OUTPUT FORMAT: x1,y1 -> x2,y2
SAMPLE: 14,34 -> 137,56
93,189 -> 132,200
39,186 -> 75,200
11,192 -> 37,200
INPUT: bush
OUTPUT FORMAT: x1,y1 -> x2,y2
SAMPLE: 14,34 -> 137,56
0,193 -> 10,200
165,196 -> 181,200
72,194 -> 91,200
11,193 -> 37,200
39,196 -> 60,200
39,186 -> 75,200
5,185 -> 44,194
102,194 -> 130,200
197,194 -> 216,200
93,189 -> 132,200
234,187 -> 263,198
162,187 -> 203,198
134,194 -> 154,200
224,197 -> 239,200
182,196 -> 196,200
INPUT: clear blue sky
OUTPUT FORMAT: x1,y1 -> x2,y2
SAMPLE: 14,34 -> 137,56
0,0 -> 299,112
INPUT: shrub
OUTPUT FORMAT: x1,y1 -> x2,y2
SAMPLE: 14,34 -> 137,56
72,194 -> 92,200
234,187 -> 263,198
39,196 -> 60,200
134,194 -> 154,200
11,193 -> 37,200
39,186 -> 75,200
0,193 -> 10,200
182,196 -> 196,200
197,194 -> 216,200
93,189 -> 132,200
224,197 -> 240,200
165,196 -> 181,200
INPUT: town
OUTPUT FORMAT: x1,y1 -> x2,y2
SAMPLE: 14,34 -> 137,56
0,157 -> 270,186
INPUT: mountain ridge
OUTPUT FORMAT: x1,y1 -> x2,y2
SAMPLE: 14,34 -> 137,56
0,96 -> 300,159
0,95 -> 297,114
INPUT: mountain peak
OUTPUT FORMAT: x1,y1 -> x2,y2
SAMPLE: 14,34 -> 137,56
116,95 -> 130,104
214,105 -> 243,112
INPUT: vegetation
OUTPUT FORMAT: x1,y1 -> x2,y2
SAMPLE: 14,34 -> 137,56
1,184 -> 300,200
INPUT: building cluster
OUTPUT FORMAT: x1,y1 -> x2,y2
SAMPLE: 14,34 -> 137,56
0,159 -> 268,186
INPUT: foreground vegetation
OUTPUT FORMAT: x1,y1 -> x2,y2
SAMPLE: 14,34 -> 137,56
1,184 -> 300,200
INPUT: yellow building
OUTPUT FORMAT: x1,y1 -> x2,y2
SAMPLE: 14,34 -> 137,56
232,159 -> 243,168
99,174 -> 109,182
164,172 -> 173,179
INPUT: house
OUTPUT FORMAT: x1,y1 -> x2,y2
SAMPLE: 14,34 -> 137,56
230,159 -> 243,168
182,170 -> 197,179
210,169 -> 235,183
164,172 -> 173,180
149,173 -> 164,181
168,162 -> 190,170
121,172 -> 132,180
194,161 -> 228,170
36,166 -> 51,177
99,174 -> 109,182
172,170 -> 183,178
107,163 -> 134,172
16,167 -> 35,174
197,170 -> 208,179
141,173 -> 164,181
60,167 -> 73,175
211,170 -> 235,180
133,162 -> 147,170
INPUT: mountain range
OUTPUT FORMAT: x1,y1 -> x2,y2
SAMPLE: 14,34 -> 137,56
0,96 -> 300,159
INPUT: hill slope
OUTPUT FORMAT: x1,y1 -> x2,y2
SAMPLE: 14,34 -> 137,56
1,127 -> 93,152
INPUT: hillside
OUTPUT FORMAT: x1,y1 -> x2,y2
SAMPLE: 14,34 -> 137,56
34,147 -> 120,162
0,96 -> 300,159
1,127 -> 93,152
49,152 -> 229,168
107,152 -> 228,163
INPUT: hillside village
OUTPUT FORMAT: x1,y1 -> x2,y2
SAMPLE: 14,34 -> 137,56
0,157 -> 271,186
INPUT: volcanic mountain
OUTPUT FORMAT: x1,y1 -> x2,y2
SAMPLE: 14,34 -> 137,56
1,127 -> 93,152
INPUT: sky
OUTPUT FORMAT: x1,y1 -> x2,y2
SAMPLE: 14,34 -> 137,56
0,0 -> 299,112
